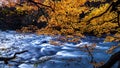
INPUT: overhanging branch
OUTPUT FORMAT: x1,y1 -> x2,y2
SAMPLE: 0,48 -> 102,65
0,50 -> 28,64
27,0 -> 54,11
86,2 -> 113,24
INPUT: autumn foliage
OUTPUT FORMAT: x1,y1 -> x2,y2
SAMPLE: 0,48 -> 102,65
0,0 -> 120,41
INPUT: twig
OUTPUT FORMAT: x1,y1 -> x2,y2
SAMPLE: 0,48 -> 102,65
0,50 -> 28,64
84,44 -> 96,68
85,44 -> 95,62
27,0 -> 54,11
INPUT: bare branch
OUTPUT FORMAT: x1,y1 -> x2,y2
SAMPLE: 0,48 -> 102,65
0,50 -> 28,64
84,44 -> 96,68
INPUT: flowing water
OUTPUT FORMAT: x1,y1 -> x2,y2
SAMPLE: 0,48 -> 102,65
0,30 -> 119,68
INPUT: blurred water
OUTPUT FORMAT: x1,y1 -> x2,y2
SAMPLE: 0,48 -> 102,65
0,30 -> 119,68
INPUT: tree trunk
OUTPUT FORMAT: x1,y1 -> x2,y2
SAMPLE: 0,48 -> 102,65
118,13 -> 120,27
118,60 -> 120,68
99,51 -> 120,68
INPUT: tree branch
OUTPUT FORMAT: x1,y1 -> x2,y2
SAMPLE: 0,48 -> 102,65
0,50 -> 28,64
84,44 -> 97,68
27,0 -> 54,11
86,2 -> 113,24
86,0 -> 120,27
